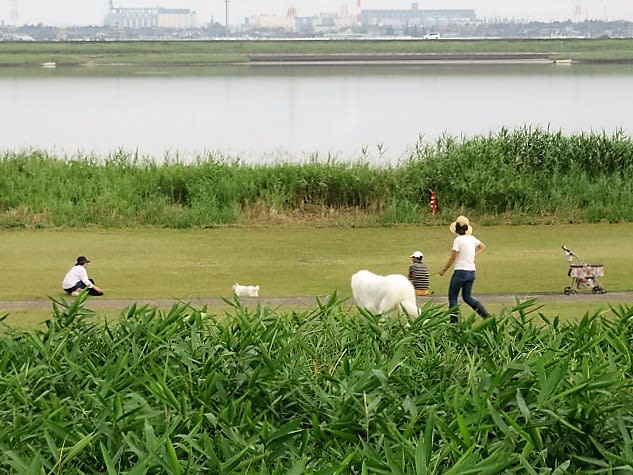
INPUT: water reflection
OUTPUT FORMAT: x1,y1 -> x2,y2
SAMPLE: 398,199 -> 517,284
1,63 -> 632,164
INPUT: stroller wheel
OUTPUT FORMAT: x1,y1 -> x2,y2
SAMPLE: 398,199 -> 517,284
564,287 -> 575,295
592,286 -> 607,295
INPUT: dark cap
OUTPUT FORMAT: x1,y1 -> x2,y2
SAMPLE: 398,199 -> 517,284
76,256 -> 91,265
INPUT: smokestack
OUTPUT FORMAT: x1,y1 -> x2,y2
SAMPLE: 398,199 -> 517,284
9,0 -> 18,26
287,6 -> 296,31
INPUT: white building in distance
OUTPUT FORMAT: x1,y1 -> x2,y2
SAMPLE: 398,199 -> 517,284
105,7 -> 196,29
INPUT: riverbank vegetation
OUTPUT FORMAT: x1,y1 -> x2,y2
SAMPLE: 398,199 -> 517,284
1,38 -> 633,67
2,127 -> 632,229
1,296 -> 632,472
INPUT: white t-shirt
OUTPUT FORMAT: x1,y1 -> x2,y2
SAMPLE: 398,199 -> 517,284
62,265 -> 93,289
452,234 -> 481,271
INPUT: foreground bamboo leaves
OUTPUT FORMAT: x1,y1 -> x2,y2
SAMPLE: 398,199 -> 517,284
1,294 -> 633,473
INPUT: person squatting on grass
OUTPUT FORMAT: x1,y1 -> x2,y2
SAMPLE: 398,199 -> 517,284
62,256 -> 104,297
408,250 -> 430,296
438,216 -> 489,323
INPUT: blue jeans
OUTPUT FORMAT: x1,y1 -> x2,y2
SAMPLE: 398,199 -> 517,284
64,278 -> 103,296
448,270 -> 489,319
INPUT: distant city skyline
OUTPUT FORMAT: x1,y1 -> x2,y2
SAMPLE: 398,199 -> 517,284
1,0 -> 631,27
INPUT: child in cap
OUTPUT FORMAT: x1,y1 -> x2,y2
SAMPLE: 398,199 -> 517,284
408,250 -> 430,296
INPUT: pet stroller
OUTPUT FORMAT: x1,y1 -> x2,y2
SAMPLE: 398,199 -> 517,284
561,245 -> 606,295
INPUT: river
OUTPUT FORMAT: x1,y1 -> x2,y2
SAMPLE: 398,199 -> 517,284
1,62 -> 632,164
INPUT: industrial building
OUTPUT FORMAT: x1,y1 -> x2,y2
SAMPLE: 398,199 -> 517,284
242,2 -> 476,35
104,1 -> 196,29
361,2 -> 476,29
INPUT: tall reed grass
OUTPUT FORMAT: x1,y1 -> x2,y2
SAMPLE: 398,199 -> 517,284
1,295 -> 632,473
2,127 -> 633,228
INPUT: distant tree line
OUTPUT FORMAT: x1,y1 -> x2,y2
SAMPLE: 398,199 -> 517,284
1,18 -> 632,42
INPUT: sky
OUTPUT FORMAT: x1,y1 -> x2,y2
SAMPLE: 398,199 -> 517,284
1,0 -> 631,27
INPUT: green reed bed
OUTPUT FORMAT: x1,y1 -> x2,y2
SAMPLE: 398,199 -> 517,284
1,295 -> 633,473
2,127 -> 633,228
402,127 -> 633,224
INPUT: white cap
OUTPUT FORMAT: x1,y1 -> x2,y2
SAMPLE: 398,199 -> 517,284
410,251 -> 424,259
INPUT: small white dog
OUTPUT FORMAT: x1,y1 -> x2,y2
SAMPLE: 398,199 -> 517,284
232,283 -> 260,297
351,270 -> 418,317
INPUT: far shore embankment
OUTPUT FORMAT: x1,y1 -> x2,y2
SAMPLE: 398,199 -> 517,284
246,51 -> 557,65
3,38 -> 633,68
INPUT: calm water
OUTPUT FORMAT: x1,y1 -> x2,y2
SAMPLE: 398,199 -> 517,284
1,63 -> 632,164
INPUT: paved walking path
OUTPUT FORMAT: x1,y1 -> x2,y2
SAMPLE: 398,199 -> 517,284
1,291 -> 632,310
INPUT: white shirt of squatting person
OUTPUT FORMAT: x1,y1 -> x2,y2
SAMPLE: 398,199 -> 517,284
452,234 -> 481,271
62,265 -> 93,289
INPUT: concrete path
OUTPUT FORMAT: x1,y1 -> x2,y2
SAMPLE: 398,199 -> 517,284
1,291 -> 632,311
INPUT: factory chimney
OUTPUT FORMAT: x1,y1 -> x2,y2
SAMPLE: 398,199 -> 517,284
225,0 -> 230,30
9,0 -> 18,26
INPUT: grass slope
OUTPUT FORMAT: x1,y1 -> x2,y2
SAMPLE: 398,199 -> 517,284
1,223 -> 631,327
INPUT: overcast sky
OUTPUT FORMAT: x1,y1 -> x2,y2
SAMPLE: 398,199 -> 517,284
1,0 -> 631,27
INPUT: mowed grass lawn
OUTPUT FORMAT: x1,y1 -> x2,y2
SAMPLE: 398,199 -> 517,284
1,222 -> 632,326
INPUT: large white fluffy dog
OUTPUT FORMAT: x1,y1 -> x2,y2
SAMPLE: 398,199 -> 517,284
351,270 -> 418,317
232,283 -> 260,297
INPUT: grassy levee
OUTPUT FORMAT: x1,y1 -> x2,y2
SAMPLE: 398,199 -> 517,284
1,295 -> 633,472
1,38 -> 633,67
1,223 -> 632,329
2,127 -> 633,228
